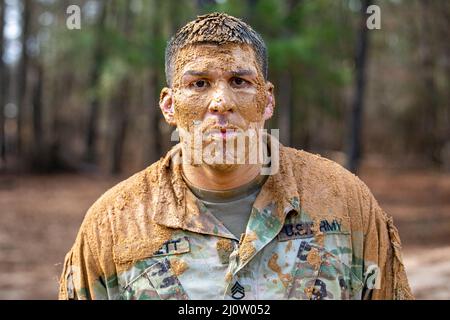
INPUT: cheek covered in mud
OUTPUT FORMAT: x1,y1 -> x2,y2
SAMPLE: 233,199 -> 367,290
170,44 -> 269,132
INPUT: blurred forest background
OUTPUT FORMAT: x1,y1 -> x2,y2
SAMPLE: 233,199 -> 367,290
0,0 -> 449,299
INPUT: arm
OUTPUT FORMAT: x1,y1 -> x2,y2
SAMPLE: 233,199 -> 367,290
58,202 -> 120,300
358,180 -> 414,300
59,230 -> 110,300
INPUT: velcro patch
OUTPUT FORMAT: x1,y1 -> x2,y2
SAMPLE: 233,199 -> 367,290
152,237 -> 190,257
278,219 -> 348,242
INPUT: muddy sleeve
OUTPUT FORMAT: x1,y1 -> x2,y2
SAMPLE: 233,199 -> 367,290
358,180 -> 414,300
58,230 -> 108,300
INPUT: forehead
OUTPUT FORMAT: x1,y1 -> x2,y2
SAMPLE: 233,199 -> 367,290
174,43 -> 260,75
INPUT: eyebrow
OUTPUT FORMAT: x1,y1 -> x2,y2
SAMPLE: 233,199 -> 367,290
230,69 -> 256,77
183,70 -> 210,77
182,69 -> 256,78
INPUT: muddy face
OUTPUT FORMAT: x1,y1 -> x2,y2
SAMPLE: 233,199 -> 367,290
160,43 -> 275,169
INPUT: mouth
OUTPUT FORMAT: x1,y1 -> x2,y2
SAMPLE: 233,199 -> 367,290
205,126 -> 240,140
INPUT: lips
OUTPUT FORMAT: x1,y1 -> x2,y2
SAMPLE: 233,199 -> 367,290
204,124 -> 238,131
204,126 -> 240,140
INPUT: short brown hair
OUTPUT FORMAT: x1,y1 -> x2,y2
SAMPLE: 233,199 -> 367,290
165,12 -> 268,86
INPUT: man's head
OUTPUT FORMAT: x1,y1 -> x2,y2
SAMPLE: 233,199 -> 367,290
159,13 -> 275,169
164,12 -> 268,87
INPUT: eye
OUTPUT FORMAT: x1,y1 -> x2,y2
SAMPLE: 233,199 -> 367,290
191,80 -> 209,89
230,77 -> 248,88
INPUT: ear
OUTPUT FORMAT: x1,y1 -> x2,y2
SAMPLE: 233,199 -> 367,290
159,87 -> 177,126
263,81 -> 275,120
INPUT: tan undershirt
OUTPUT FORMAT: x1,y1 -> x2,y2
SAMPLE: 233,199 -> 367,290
182,171 -> 268,238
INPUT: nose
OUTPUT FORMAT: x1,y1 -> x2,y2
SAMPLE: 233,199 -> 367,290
208,87 -> 235,114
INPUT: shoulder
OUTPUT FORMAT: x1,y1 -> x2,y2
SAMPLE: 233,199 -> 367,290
281,146 -> 362,192
281,146 -> 381,232
84,162 -> 160,223
75,160 -> 163,250
68,160 -> 165,273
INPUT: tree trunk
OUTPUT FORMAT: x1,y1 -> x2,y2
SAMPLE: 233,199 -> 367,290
110,80 -> 130,174
278,69 -> 292,146
16,0 -> 30,156
0,0 -> 6,169
418,0 -> 441,165
31,64 -> 44,168
110,0 -> 133,174
144,3 -> 163,165
48,68 -> 75,171
145,70 -> 162,165
276,0 -> 301,147
346,0 -> 371,174
84,0 -> 107,164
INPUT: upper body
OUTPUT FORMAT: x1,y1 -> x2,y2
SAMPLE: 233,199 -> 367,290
59,13 -> 413,300
59,139 -> 412,300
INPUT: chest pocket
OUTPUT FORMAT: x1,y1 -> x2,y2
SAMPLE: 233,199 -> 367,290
114,237 -> 190,300
285,238 -> 363,300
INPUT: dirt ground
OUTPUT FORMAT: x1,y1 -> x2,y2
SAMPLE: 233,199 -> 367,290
0,166 -> 449,299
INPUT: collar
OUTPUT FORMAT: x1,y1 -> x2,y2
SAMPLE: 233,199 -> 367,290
152,134 -> 301,244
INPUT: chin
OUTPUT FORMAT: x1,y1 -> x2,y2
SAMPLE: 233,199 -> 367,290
205,162 -> 239,172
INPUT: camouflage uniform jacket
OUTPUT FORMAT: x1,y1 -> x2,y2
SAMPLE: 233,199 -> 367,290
59,139 -> 413,300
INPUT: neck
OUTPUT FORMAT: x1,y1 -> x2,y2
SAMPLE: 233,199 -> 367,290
182,162 -> 262,191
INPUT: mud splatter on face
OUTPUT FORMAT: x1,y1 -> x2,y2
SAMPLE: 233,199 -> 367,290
162,42 -> 274,171
171,43 -> 269,133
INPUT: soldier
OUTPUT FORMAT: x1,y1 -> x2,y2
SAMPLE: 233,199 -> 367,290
59,12 -> 413,300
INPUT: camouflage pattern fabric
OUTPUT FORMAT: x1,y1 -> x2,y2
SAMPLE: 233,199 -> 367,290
59,136 -> 414,300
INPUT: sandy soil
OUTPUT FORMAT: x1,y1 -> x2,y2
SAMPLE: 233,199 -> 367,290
0,167 -> 449,299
